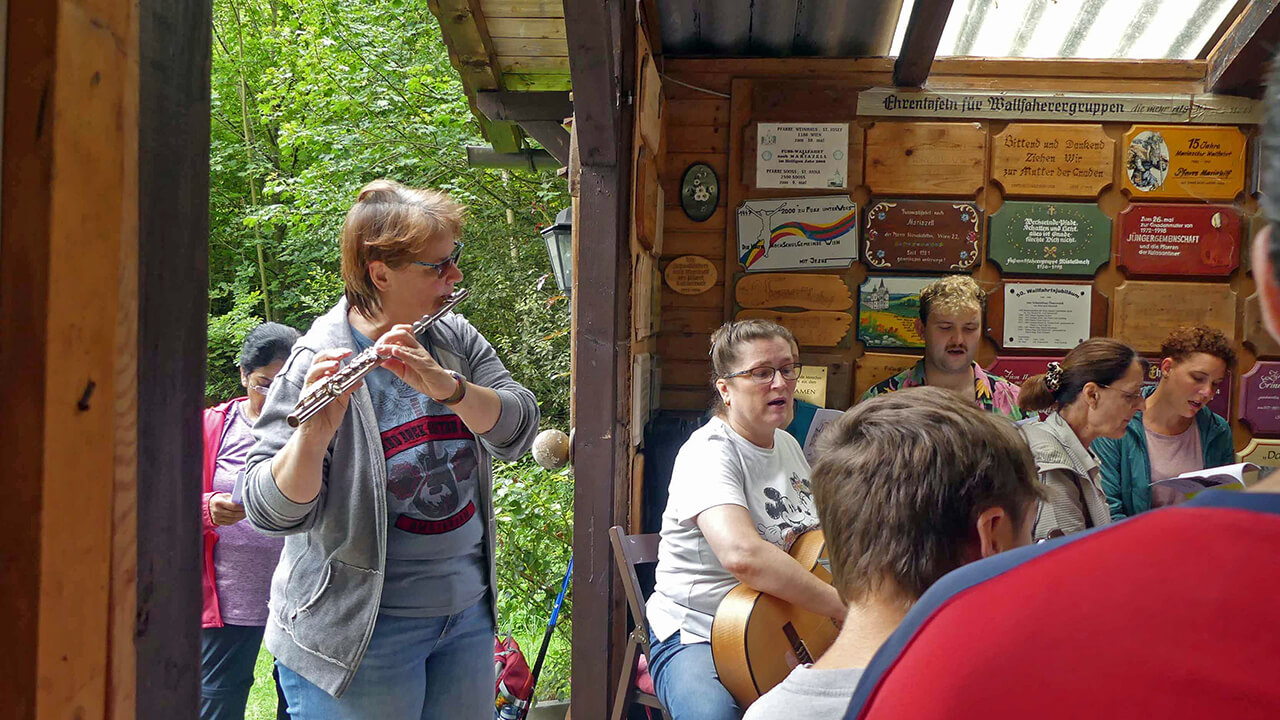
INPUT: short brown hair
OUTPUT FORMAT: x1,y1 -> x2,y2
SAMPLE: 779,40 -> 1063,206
340,179 -> 466,316
1019,338 -> 1144,412
811,387 -> 1041,605
1159,325 -> 1236,368
918,275 -> 985,324
707,319 -> 797,415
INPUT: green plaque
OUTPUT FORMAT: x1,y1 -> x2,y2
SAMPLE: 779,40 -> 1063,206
987,201 -> 1111,277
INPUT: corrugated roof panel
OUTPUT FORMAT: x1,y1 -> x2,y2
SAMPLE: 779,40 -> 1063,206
747,0 -> 800,57
699,0 -> 754,54
794,0 -> 905,56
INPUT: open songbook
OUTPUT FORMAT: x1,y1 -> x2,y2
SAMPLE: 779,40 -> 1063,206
1149,462 -> 1258,505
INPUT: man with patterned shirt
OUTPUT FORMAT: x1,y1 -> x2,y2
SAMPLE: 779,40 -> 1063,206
860,275 -> 1023,421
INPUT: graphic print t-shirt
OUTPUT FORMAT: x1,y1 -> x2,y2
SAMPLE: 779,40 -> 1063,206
647,416 -> 819,644
352,328 -> 486,617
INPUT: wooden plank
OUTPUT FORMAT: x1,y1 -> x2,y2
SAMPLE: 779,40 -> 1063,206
485,16 -> 566,38
636,37 -> 663,155
894,0 -> 956,87
661,56 -> 1206,81
476,90 -> 572,121
865,121 -> 987,196
667,125 -> 730,154
1207,0 -> 1280,94
666,98 -> 730,127
661,71 -> 735,99
735,309 -> 853,347
1111,281 -> 1238,353
736,274 -> 854,311
659,332 -> 715,361
481,0 -> 565,17
664,152 -> 728,188
665,205 -> 726,232
497,55 -> 571,73
662,307 -> 724,335
661,282 -> 726,309
663,359 -> 715,388
500,72 -> 573,91
661,232 -> 726,258
137,0 -> 212,715
854,353 -> 922,403
660,387 -> 714,411
990,124 -> 1115,198
492,36 -> 569,56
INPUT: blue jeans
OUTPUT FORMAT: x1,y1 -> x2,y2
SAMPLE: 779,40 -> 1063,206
277,599 -> 495,720
648,628 -> 742,720
202,624 -> 289,720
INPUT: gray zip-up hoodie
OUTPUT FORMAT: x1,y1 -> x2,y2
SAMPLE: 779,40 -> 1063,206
242,297 -> 539,697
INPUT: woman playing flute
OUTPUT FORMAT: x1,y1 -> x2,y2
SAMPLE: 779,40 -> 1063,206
242,179 -> 539,719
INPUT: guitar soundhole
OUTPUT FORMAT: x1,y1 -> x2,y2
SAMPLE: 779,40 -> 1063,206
782,621 -> 813,666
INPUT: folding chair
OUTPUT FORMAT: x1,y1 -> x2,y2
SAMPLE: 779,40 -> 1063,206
609,525 -> 672,720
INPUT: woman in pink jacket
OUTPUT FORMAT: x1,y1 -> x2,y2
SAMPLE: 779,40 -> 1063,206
202,322 -> 300,720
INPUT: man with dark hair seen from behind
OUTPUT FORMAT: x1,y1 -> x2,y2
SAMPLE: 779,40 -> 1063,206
743,387 -> 1041,719
839,65 -> 1280,720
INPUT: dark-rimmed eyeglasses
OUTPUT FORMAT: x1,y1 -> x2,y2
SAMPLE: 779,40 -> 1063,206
411,241 -> 464,277
722,363 -> 804,384
1099,384 -> 1144,407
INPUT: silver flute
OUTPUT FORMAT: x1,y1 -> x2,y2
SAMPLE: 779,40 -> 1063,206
286,288 -> 470,428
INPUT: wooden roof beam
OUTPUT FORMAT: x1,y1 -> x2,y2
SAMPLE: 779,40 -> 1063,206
475,91 -> 572,163
564,0 -> 620,166
894,0 -> 956,87
427,0 -> 524,152
1208,0 -> 1280,95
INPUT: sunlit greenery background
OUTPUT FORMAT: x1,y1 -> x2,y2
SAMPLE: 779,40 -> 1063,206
207,0 -> 574,711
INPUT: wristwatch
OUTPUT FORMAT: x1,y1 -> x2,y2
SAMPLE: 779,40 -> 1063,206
440,370 -> 467,406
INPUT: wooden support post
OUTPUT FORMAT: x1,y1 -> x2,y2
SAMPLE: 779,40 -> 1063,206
1207,0 -> 1280,95
893,0 -> 956,87
135,0 -> 212,716
0,1 -> 138,717
565,0 -> 634,718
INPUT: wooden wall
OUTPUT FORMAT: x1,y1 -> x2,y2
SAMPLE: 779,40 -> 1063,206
644,58 -> 1270,457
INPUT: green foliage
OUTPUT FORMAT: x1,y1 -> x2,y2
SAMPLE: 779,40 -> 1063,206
493,458 -> 574,700
210,0 -> 575,700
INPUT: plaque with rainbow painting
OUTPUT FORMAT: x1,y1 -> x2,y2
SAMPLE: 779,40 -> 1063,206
736,196 -> 859,273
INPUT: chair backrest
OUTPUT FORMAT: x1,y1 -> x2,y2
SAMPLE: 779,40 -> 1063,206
609,525 -> 660,644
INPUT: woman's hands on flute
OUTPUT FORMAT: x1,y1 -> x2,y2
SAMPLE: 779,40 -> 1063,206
376,325 -> 459,402
297,348 -> 363,441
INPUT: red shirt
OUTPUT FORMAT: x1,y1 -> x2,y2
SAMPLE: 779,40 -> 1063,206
845,491 -> 1280,719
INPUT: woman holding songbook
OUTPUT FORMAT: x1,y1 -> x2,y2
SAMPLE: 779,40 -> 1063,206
1019,339 -> 1147,540
241,180 -> 539,718
201,322 -> 299,720
1095,326 -> 1235,520
646,320 -> 845,720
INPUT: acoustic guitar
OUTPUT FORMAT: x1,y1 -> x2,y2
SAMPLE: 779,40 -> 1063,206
710,529 -> 840,707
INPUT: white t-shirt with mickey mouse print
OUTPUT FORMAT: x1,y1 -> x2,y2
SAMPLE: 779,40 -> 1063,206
647,416 -> 818,645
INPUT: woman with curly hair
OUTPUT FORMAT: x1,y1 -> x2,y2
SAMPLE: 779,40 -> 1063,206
1094,326 -> 1235,520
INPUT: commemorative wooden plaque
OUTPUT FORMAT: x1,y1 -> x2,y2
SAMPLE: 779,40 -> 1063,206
994,282 -> 1094,350
987,201 -> 1111,277
1121,125 -> 1247,200
1238,438 -> 1280,468
1239,360 -> 1280,437
1110,281 -> 1237,353
1245,293 -> 1280,358
854,352 -> 920,402
986,356 -> 1062,388
865,121 -> 986,196
735,309 -> 853,347
1117,204 -> 1241,278
864,200 -> 981,272
990,124 -> 1114,197
735,274 -> 854,311
664,255 -> 719,295
1142,358 -> 1231,417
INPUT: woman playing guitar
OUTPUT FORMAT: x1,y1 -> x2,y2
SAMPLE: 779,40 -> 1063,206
646,320 -> 845,720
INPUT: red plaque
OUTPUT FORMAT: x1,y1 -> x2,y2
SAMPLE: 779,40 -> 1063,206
864,200 -> 981,272
1117,203 -> 1241,278
985,356 -> 1062,389
1142,358 -> 1231,418
1240,361 -> 1280,437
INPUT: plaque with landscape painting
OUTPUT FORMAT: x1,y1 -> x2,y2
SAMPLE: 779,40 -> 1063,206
1117,204 -> 1240,278
857,275 -> 931,349
1122,125 -> 1246,201
987,201 -> 1111,277
864,200 -> 981,272
1240,361 -> 1280,437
